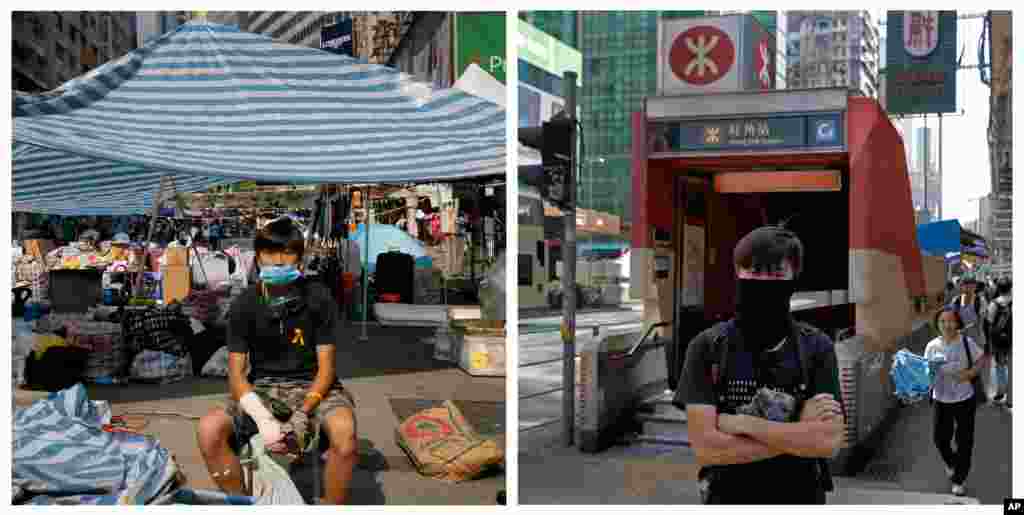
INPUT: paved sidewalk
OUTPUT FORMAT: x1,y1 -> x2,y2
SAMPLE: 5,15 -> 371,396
854,398 -> 1012,505
14,323 -> 506,505
518,423 -> 979,505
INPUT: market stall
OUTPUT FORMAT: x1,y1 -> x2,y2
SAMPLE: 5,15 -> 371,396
12,21 -> 506,396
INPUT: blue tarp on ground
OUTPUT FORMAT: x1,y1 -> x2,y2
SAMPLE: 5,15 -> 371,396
12,383 -> 254,505
13,22 -> 505,216
916,220 -> 962,256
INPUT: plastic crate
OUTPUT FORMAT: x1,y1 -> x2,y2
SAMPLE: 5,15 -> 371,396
451,320 -> 506,377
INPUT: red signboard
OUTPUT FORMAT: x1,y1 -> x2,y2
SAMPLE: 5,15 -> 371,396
669,25 -> 736,86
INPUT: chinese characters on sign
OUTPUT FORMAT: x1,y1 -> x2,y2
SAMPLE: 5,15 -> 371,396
886,11 -> 957,115
890,70 -> 947,100
710,120 -> 783,146
904,11 -> 939,57
648,112 -> 845,154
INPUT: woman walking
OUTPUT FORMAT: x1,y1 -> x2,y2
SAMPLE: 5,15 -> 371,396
924,307 -> 991,496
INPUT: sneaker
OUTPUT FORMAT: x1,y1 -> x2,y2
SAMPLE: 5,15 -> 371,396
952,483 -> 966,496
993,393 -> 1006,404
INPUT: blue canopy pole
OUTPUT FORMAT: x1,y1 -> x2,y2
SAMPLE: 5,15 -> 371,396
359,184 -> 370,343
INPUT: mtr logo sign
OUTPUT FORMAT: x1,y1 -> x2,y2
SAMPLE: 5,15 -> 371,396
658,15 -> 775,95
669,25 -> 736,86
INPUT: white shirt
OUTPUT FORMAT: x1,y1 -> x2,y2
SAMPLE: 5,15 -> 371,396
924,335 -> 984,404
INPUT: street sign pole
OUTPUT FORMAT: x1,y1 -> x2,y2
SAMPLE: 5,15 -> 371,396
562,71 -> 578,448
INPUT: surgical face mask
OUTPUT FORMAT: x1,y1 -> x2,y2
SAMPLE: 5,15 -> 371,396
260,264 -> 302,286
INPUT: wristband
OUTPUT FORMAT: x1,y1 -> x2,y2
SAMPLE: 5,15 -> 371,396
306,392 -> 323,402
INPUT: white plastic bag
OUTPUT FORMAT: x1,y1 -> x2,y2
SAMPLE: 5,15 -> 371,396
479,253 -> 506,321
246,434 -> 306,505
130,350 -> 193,383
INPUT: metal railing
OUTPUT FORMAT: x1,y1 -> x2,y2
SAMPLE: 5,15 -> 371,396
518,320 -> 670,441
626,321 -> 671,357
518,324 -> 601,404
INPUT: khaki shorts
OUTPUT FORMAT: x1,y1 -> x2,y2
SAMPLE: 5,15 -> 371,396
224,378 -> 356,453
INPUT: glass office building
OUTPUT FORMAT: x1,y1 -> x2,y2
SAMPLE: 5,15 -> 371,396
519,11 -> 790,222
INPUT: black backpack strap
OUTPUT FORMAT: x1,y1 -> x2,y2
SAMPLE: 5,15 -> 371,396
791,321 -> 812,397
962,335 -> 974,368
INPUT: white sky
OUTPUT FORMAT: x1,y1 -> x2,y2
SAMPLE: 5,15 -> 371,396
871,11 -> 990,224
928,16 -> 991,224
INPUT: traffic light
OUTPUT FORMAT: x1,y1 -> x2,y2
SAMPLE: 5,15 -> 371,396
518,115 -> 575,210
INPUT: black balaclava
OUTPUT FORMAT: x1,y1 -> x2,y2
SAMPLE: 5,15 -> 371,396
733,225 -> 804,349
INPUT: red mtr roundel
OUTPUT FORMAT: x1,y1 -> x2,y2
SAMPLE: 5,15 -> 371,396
669,25 -> 736,86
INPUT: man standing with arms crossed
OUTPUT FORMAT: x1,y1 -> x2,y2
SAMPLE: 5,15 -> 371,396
675,225 -> 845,504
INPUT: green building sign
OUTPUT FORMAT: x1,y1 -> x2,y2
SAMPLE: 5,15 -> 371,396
518,19 -> 583,86
455,13 -> 506,84
885,11 -> 958,115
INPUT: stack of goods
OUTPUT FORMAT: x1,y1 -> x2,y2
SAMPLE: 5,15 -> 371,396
23,313 -> 131,386
14,255 -> 48,303
22,314 -> 95,391
180,288 -> 230,325
63,319 -> 129,384
121,306 -> 193,384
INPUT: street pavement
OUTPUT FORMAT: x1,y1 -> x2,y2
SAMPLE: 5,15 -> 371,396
519,414 -> 982,505
519,307 -> 643,432
852,389 -> 1012,504
517,306 -> 1002,505
14,323 -> 506,505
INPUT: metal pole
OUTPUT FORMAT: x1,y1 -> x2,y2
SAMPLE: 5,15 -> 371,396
938,113 -> 943,220
923,115 -> 929,221
138,175 -> 167,294
359,184 -> 370,343
562,70 -> 578,448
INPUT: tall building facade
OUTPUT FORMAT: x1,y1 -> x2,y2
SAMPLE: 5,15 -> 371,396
135,12 -> 189,47
12,11 -> 137,92
907,126 -> 943,223
520,11 -> 788,222
785,11 -> 880,98
985,11 -> 1012,272
228,12 -> 409,64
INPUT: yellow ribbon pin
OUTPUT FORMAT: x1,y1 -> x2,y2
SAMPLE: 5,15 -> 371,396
291,328 -> 305,347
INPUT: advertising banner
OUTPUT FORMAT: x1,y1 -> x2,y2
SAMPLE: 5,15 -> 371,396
518,19 -> 583,86
455,13 -> 506,84
885,11 -> 958,114
320,19 -> 354,57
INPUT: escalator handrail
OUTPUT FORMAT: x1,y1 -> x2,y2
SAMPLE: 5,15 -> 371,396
626,320 -> 673,357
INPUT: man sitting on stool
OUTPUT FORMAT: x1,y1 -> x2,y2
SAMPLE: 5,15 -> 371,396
196,217 -> 358,505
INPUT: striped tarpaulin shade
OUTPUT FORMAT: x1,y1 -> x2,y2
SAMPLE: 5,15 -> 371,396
13,22 -> 506,215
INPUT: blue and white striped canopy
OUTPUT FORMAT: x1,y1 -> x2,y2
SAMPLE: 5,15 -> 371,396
13,22 -> 506,215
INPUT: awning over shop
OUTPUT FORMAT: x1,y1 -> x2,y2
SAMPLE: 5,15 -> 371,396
917,219 -> 990,260
916,220 -> 962,256
13,22 -> 505,216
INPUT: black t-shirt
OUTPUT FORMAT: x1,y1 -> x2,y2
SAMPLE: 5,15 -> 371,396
227,279 -> 340,382
674,319 -> 843,503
